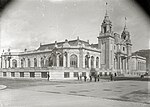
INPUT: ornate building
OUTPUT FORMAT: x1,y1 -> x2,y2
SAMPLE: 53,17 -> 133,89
0,11 -> 146,79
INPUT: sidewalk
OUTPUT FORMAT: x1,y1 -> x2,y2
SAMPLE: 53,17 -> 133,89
0,85 -> 7,90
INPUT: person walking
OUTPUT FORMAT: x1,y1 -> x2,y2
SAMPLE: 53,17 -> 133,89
79,74 -> 82,81
97,74 -> 100,82
94,74 -> 97,82
110,73 -> 113,81
89,75 -> 92,82
47,73 -> 50,81
84,75 -> 87,82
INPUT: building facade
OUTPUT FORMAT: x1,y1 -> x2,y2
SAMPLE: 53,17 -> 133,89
0,12 -> 147,79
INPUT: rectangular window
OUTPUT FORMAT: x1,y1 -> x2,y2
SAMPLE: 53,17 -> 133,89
73,72 -> 78,77
82,72 -> 86,76
11,72 -> 15,77
104,72 -> 107,76
3,72 -> 7,77
30,72 -> 35,78
20,72 -> 24,77
41,72 -> 47,78
64,72 -> 70,78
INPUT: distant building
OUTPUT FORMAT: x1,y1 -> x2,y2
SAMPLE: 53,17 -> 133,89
0,9 -> 147,79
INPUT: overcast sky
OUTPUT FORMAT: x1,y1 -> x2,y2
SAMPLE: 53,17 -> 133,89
0,0 -> 150,54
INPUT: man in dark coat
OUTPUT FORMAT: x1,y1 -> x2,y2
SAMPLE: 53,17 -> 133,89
84,75 -> 87,82
47,73 -> 50,81
110,74 -> 113,81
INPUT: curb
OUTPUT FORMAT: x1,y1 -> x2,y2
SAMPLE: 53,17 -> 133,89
0,85 -> 7,90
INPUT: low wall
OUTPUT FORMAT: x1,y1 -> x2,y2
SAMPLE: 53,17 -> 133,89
1,67 -> 139,79
0,67 -> 91,79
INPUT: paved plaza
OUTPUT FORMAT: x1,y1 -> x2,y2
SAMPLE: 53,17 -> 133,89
0,79 -> 150,107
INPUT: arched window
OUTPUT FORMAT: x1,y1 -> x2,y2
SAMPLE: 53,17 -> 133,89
34,58 -> 37,67
12,59 -> 17,68
41,57 -> 44,67
96,57 -> 99,68
28,59 -> 31,67
59,55 -> 63,67
85,55 -> 89,68
48,57 -> 53,67
70,54 -> 78,68
21,59 -> 24,68
5,59 -> 7,68
48,53 -> 57,67
91,56 -> 94,68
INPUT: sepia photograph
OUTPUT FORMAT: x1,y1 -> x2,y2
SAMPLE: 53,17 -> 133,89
0,0 -> 150,106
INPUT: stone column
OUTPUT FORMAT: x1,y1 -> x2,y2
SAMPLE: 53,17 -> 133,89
93,56 -> 96,68
82,55 -> 85,68
38,57 -> 41,67
67,53 -> 70,68
10,58 -> 12,68
120,57 -> 122,70
6,60 -> 8,68
57,55 -> 59,67
89,57 -> 91,68
77,55 -> 80,68
99,57 -> 101,69
63,55 -> 66,68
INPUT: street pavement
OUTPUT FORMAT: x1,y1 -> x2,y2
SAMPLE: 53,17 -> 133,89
0,81 -> 149,107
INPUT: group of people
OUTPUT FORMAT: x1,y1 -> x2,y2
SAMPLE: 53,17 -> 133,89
78,74 -> 102,82
78,72 -> 117,82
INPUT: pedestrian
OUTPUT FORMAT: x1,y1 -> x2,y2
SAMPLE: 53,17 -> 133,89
47,73 -> 50,81
77,74 -> 80,80
97,74 -> 100,82
114,73 -> 117,81
94,75 -> 97,82
80,74 -> 82,81
114,73 -> 117,77
89,75 -> 92,82
84,75 -> 87,82
110,74 -> 113,81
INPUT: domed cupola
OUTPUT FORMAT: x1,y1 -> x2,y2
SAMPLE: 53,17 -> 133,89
121,17 -> 131,43
100,3 -> 112,34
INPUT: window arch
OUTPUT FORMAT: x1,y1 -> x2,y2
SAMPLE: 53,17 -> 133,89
12,59 -> 17,68
96,57 -> 99,68
28,59 -> 31,67
34,58 -> 37,67
70,54 -> 78,68
91,56 -> 94,68
48,56 -> 53,67
59,55 -> 63,67
41,57 -> 44,67
48,53 -> 57,67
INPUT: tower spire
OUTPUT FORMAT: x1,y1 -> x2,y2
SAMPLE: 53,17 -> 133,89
105,2 -> 108,16
124,17 -> 127,30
